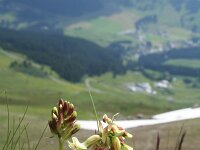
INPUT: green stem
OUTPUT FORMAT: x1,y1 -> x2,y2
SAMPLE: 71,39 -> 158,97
89,90 -> 99,133
59,138 -> 63,150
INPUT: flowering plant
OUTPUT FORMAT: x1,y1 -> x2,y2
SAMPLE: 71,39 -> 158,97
49,99 -> 80,150
49,99 -> 134,150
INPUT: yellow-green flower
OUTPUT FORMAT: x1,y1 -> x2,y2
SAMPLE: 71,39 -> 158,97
68,114 -> 134,150
68,135 -> 101,150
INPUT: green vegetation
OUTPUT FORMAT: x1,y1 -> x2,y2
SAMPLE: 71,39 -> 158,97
10,60 -> 49,78
63,1 -> 200,48
165,59 -> 200,69
1,46 -> 199,120
2,0 -> 200,48
64,11 -> 139,46
138,47 -> 200,77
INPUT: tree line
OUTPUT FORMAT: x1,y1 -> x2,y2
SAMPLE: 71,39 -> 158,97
138,47 -> 200,77
0,28 -> 125,82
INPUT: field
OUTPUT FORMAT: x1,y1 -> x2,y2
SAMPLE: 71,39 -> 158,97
0,48 -> 180,118
63,5 -> 195,49
165,59 -> 200,69
1,48 -> 200,118
64,10 -> 139,46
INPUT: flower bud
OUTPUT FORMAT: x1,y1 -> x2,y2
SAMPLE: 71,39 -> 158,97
62,122 -> 80,140
83,135 -> 101,148
121,143 -> 134,150
48,99 -> 80,140
111,136 -> 121,150
68,137 -> 87,150
111,125 -> 125,137
52,107 -> 58,116
123,132 -> 133,138
103,114 -> 112,124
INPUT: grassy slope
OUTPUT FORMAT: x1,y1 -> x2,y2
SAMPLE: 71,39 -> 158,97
64,8 -> 150,47
0,48 -> 85,112
64,10 -> 139,46
0,47 -> 199,118
165,59 -> 200,69
0,48 -> 181,118
63,1 -> 200,48
1,0 -> 200,47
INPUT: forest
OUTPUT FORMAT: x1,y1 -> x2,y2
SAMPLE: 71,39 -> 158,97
0,28 -> 124,82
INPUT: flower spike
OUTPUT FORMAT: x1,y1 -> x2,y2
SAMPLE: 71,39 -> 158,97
48,99 -> 80,150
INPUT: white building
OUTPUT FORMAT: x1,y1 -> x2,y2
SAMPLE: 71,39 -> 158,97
128,82 -> 157,95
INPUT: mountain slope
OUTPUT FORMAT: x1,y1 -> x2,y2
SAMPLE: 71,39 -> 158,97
0,48 -> 85,105
62,0 -> 200,48
0,0 -> 199,31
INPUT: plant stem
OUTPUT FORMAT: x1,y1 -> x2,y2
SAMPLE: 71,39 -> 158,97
59,138 -> 63,150
89,90 -> 99,133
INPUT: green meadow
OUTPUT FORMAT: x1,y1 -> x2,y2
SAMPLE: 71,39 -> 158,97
1,47 -> 200,118
165,59 -> 200,69
63,6 -> 195,48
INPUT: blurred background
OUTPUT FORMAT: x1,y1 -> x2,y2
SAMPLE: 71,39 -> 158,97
0,0 -> 200,149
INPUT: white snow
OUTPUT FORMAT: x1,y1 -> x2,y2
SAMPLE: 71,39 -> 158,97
79,107 -> 200,130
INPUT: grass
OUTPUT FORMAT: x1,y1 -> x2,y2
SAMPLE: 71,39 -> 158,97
64,10 -> 140,46
1,48 -> 200,118
64,17 -> 130,46
0,49 -> 168,117
165,59 -> 200,69
63,3 -> 197,50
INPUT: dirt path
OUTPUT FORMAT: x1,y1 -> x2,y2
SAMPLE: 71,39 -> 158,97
85,78 -> 103,93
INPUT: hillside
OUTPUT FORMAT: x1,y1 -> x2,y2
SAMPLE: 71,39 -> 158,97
1,0 -> 200,37
63,0 -> 200,54
2,46 -> 199,118
0,0 -> 127,30
0,48 -> 85,105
